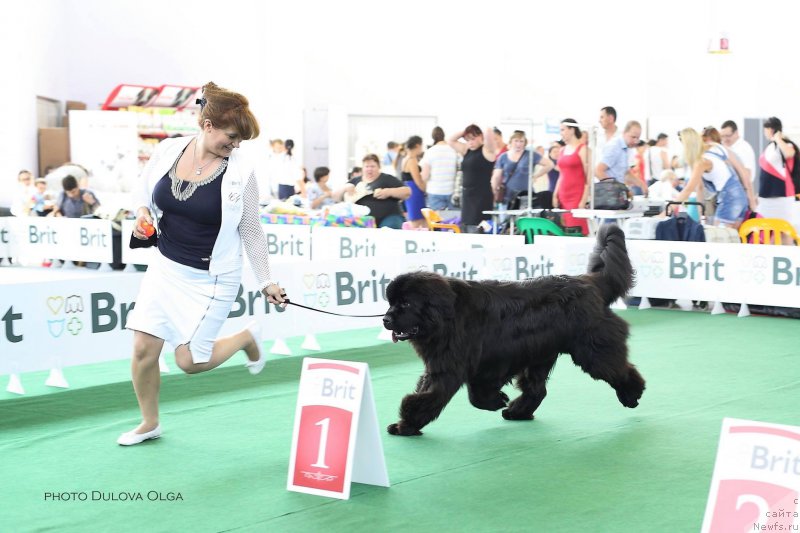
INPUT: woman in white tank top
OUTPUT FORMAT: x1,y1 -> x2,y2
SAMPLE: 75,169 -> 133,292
674,128 -> 752,227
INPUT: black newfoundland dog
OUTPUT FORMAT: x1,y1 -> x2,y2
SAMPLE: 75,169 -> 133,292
382,224 -> 644,436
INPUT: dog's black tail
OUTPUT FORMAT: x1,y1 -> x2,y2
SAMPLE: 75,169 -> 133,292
586,224 -> 634,305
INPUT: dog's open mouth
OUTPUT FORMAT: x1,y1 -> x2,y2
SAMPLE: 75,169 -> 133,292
391,326 -> 419,343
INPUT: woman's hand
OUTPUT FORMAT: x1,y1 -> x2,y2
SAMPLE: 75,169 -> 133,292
132,212 -> 154,240
263,283 -> 287,307
552,196 -> 560,208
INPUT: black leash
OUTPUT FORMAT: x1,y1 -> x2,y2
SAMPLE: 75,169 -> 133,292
283,298 -> 384,318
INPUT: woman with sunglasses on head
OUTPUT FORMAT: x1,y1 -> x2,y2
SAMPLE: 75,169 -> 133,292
702,126 -> 757,214
674,127 -> 752,228
119,81 -> 286,446
447,124 -> 498,230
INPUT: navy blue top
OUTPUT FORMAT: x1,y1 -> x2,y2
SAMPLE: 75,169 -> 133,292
153,166 -> 225,270
494,149 -> 542,192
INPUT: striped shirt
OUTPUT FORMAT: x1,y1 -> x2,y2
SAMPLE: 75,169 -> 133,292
420,143 -> 460,195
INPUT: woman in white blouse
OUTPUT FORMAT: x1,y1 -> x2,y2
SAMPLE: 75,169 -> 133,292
118,82 -> 286,446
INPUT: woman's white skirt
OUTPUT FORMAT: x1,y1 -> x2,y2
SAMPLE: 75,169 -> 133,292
126,252 -> 241,363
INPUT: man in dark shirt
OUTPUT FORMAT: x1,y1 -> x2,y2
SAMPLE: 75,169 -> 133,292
53,175 -> 100,218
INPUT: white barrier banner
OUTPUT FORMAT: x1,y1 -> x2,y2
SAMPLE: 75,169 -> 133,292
310,226 -> 523,261
0,218 -> 11,258
234,249 -> 488,338
0,250 -> 485,376
482,237 -> 581,281
8,219 -> 522,266
531,236 -> 800,306
0,270 -> 139,375
262,224 -> 312,262
9,217 -> 114,263
3,236 -> 800,377
120,221 -> 313,266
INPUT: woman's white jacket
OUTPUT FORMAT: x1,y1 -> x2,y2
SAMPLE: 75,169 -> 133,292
135,136 -> 273,289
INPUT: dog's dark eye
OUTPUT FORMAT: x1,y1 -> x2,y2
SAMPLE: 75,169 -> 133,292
400,302 -> 411,309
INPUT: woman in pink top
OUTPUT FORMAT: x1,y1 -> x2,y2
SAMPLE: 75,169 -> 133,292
553,119 -> 589,235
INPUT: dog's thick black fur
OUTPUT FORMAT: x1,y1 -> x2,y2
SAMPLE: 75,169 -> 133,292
382,224 -> 644,436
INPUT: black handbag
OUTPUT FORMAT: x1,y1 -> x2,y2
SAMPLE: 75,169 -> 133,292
129,217 -> 158,249
493,183 -> 506,203
129,232 -> 157,249
593,179 -> 631,210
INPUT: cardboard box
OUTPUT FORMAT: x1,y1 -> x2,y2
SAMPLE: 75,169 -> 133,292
65,100 -> 87,111
38,128 -> 70,177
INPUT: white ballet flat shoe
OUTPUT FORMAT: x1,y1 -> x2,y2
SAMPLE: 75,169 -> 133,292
245,321 -> 266,375
117,425 -> 162,446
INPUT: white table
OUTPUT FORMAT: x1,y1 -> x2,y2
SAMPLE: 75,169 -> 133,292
482,208 -> 568,235
570,208 -> 646,235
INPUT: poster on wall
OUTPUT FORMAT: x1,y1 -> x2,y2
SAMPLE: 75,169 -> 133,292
69,110 -> 140,194
148,85 -> 201,109
101,84 -> 160,110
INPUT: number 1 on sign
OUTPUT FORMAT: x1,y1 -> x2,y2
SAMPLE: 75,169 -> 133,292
312,418 -> 330,468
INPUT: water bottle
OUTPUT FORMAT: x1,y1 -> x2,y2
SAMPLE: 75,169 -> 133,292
686,192 -> 700,222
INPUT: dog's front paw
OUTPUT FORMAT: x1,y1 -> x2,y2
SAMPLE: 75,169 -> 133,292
615,376 -> 645,408
484,391 -> 509,411
387,421 -> 423,436
617,392 -> 640,408
487,390 -> 510,410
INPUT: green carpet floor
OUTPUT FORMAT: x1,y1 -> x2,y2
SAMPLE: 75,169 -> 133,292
1,310 -> 799,532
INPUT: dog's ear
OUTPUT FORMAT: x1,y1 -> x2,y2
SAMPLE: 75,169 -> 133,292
385,276 -> 399,303
425,276 -> 457,323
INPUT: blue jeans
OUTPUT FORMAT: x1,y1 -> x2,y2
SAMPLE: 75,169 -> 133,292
379,214 -> 405,229
712,177 -> 748,226
427,194 -> 455,211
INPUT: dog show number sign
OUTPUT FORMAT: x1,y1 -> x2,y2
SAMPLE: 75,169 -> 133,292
287,358 -> 389,499
701,418 -> 800,532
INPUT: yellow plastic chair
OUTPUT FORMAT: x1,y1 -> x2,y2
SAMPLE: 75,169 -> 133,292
421,208 -> 461,233
738,217 -> 800,245
515,217 -> 564,244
